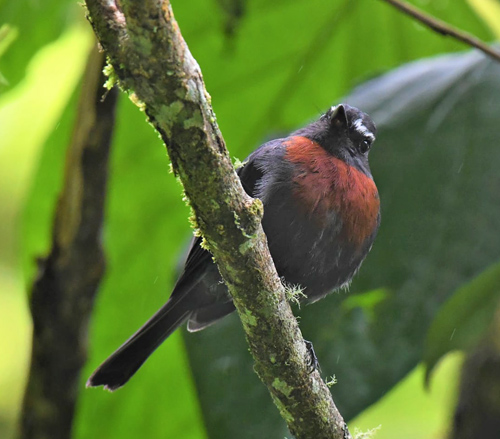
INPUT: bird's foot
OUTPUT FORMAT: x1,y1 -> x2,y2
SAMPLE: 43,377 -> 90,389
304,340 -> 320,373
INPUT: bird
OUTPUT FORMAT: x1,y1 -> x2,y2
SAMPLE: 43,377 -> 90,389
87,103 -> 380,391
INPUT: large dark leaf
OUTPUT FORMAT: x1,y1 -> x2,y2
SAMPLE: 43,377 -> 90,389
185,50 -> 500,437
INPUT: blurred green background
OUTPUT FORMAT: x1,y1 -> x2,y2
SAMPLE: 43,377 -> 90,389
1,0 -> 500,438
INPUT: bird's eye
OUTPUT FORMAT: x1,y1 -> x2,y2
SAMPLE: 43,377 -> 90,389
359,139 -> 371,153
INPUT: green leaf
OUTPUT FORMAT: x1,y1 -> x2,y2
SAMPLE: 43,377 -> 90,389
424,261 -> 500,383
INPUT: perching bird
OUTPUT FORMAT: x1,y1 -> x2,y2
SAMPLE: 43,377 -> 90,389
87,104 -> 380,391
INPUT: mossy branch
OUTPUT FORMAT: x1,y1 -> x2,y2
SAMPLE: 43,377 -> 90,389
83,1 -> 351,437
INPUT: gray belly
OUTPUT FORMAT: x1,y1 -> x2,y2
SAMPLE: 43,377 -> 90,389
262,197 -> 371,301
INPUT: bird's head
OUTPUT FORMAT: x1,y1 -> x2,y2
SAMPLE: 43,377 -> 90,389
293,104 -> 377,176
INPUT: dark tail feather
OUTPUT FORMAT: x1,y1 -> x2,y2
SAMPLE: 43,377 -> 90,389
87,296 -> 191,391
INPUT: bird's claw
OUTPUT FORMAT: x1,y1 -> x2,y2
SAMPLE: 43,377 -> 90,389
304,340 -> 320,373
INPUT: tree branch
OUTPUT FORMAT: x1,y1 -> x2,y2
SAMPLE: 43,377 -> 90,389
19,44 -> 118,439
84,1 -> 351,438
379,0 -> 500,63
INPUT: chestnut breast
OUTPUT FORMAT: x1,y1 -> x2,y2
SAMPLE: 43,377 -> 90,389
284,136 -> 380,249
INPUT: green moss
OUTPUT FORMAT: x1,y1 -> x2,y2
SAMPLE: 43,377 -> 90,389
129,92 -> 146,112
234,211 -> 257,239
200,237 -> 210,250
325,375 -> 337,388
157,101 -> 184,134
353,426 -> 381,439
272,378 -> 294,398
239,239 -> 255,255
134,35 -> 153,55
210,199 -> 220,210
249,198 -> 264,218
181,190 -> 191,206
270,394 -> 295,424
174,87 -> 187,102
239,309 -> 257,328
284,283 -> 306,306
233,157 -> 245,170
102,61 -> 119,90
233,211 -> 241,227
184,109 -> 204,130
188,210 -> 199,231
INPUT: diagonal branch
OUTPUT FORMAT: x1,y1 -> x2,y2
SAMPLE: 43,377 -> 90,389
379,0 -> 500,63
84,0 -> 351,438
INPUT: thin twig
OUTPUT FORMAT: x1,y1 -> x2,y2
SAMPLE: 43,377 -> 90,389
379,0 -> 500,63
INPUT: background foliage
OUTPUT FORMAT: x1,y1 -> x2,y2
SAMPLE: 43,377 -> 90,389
1,0 -> 499,438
